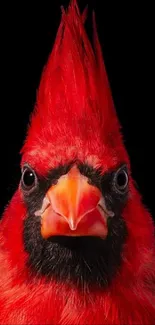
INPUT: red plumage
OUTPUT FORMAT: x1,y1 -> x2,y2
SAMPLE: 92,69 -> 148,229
0,1 -> 155,324
21,0 -> 128,175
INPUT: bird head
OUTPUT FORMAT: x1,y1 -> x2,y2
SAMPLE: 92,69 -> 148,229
1,0 -> 154,291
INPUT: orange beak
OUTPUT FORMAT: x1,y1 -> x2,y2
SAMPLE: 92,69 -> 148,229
35,166 -> 114,239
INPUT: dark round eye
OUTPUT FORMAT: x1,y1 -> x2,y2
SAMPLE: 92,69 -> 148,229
21,167 -> 37,191
114,168 -> 129,192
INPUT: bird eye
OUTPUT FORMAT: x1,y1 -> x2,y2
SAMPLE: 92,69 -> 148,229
21,167 -> 37,191
114,167 -> 129,193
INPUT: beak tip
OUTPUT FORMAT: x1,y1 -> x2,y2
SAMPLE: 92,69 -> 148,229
68,218 -> 78,231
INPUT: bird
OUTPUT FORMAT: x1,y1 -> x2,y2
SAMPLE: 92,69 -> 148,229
0,0 -> 155,324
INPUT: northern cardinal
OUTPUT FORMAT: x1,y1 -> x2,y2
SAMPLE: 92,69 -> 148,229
0,1 -> 155,324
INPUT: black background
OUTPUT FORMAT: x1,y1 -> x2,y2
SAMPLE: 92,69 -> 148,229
0,1 -> 154,222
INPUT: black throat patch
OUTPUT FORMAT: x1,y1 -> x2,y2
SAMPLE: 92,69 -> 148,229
24,215 -> 127,289
22,162 -> 128,290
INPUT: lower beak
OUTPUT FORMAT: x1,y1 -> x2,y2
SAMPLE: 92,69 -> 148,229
35,166 -> 114,239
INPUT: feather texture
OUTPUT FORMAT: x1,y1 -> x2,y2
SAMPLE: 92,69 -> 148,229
0,1 -> 155,324
20,0 -> 129,175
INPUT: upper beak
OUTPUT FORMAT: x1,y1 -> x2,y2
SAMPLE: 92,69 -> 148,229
35,166 -> 114,239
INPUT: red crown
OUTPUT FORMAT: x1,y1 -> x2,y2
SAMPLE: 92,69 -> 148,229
21,0 -> 129,175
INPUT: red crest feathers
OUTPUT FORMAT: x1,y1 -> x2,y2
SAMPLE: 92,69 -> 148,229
21,0 -> 129,174
0,3 -> 155,324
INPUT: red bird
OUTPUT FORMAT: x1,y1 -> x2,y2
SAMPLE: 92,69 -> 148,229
0,1 -> 155,324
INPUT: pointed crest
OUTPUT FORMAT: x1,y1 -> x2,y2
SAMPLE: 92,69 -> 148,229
21,0 -> 129,173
